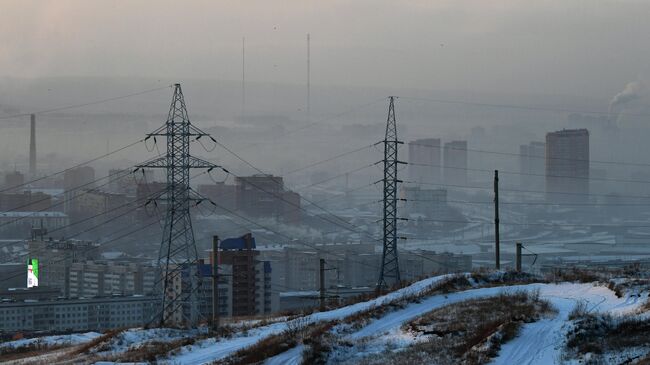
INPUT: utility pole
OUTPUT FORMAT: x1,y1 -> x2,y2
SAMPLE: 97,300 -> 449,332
494,170 -> 500,270
377,96 -> 403,291
319,258 -> 325,311
137,84 -> 221,327
515,242 -> 522,272
211,235 -> 219,332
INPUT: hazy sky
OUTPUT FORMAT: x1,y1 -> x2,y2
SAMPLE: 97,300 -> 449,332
1,1 -> 649,98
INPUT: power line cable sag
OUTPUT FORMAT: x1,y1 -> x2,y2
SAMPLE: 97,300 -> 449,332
0,85 -> 172,120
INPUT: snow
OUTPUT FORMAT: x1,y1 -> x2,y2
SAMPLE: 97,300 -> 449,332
263,344 -> 304,365
94,328 -> 195,357
162,273 -> 456,365
6,273 -> 647,365
0,332 -> 102,350
492,284 -> 642,365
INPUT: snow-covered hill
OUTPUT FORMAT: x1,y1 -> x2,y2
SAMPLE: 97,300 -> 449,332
2,271 -> 649,365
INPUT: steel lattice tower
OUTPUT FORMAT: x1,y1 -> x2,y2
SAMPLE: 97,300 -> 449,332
138,84 -> 219,327
377,96 -> 402,290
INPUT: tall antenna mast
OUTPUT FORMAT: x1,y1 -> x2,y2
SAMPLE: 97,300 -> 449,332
377,96 -> 403,291
307,33 -> 311,121
138,84 -> 220,327
242,37 -> 246,119
29,114 -> 36,176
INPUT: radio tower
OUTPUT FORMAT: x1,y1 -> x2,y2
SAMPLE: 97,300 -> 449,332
377,96 -> 403,291
138,84 -> 220,327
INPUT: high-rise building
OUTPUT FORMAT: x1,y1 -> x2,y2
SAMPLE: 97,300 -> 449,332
545,129 -> 589,202
408,138 -> 441,185
217,233 -> 274,317
519,141 -> 545,190
443,140 -> 468,186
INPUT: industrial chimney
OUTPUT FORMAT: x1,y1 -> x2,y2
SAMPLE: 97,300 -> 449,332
29,114 -> 36,176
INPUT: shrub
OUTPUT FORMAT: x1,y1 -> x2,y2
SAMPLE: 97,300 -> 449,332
568,300 -> 589,320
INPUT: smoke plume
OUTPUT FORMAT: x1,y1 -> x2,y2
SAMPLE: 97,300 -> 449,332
609,81 -> 645,114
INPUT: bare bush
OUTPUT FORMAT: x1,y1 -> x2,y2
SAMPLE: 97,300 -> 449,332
352,290 -> 555,365
285,316 -> 309,340
564,313 -> 650,363
568,300 -> 589,320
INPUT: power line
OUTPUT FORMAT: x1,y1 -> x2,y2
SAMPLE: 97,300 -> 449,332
404,180 -> 650,200
241,98 -> 386,148
0,219 -> 162,286
408,217 -> 650,229
283,145 -> 374,176
411,199 -> 650,207
399,95 -> 650,119
0,85 -> 171,120
0,155 -> 165,233
407,161 -> 650,185
407,140 -> 650,169
0,139 -> 144,194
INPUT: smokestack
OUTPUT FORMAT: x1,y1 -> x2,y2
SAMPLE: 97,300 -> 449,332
29,114 -> 36,176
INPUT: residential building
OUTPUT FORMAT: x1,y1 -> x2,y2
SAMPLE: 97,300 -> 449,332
545,129 -> 589,202
218,233 -> 275,317
27,238 -> 99,297
408,138 -> 441,185
0,295 -> 158,332
0,212 -> 68,238
68,261 -> 157,298
235,175 -> 301,223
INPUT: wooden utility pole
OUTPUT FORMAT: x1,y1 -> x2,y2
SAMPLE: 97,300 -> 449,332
516,242 -> 522,272
319,258 -> 325,311
494,170 -> 500,270
211,235 -> 219,332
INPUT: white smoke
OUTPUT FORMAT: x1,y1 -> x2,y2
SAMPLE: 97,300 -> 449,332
609,81 -> 645,114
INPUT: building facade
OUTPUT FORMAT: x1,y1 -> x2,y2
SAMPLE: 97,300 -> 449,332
0,295 -> 158,332
545,129 -> 589,202
68,261 -> 156,298
408,138 -> 441,185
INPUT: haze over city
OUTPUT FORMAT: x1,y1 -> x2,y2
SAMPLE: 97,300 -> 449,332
0,2 -> 649,364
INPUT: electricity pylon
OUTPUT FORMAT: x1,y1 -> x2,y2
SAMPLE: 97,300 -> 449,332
138,84 -> 219,327
377,96 -> 403,291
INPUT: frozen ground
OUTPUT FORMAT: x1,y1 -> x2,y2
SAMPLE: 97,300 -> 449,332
4,273 -> 647,365
162,274 -> 456,364
0,332 -> 101,350
323,283 -> 642,364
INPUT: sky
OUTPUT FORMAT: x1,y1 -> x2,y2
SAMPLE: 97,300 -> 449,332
1,0 -> 649,98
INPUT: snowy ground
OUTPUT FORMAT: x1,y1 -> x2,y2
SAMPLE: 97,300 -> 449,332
0,332 -> 102,350
322,283 -> 643,364
162,274 -> 456,364
4,273 -> 647,365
